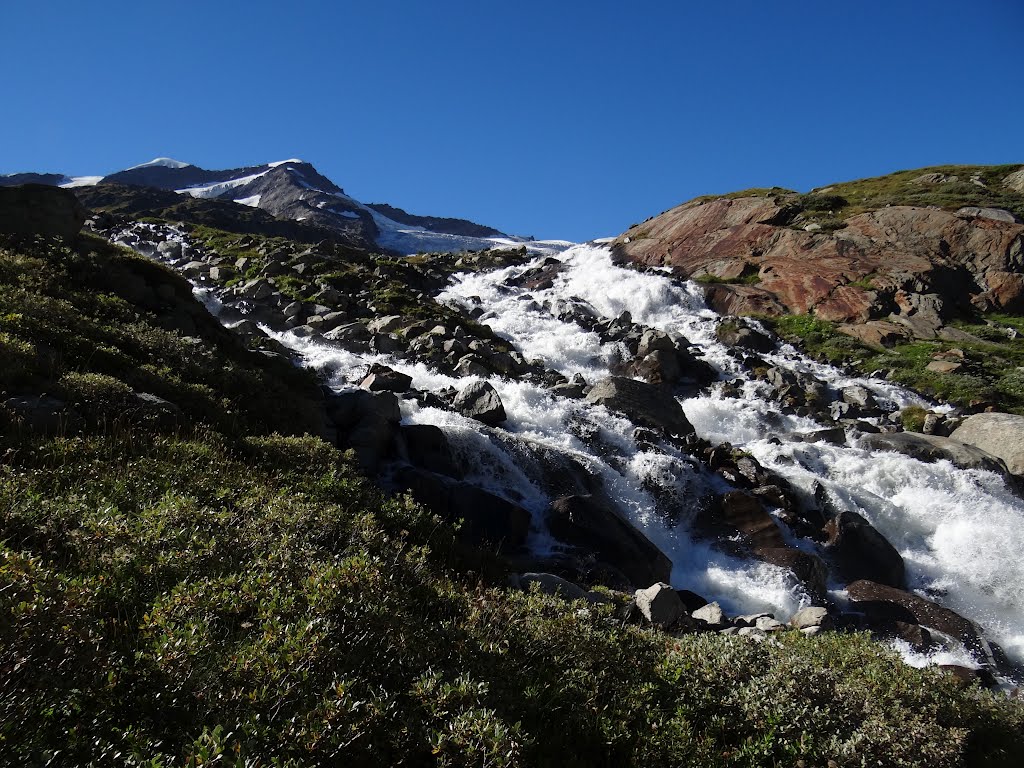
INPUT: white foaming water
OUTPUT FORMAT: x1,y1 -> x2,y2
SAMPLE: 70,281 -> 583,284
191,238 -> 1024,670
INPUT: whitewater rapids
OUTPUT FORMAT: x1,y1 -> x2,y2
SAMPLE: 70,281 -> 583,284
257,244 -> 1024,670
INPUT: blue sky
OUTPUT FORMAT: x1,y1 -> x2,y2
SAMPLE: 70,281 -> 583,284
2,1 -> 1022,241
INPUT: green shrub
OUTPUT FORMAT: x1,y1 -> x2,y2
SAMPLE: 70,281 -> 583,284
900,404 -> 928,432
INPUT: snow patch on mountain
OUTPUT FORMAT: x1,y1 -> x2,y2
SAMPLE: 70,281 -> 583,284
58,176 -> 103,188
234,194 -> 262,207
178,170 -> 272,199
268,159 -> 304,167
127,157 -> 192,170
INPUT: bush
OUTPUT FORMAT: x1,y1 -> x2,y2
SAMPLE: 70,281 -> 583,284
900,404 -> 928,432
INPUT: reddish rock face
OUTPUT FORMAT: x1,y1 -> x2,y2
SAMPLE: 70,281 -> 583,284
613,196 -> 1024,333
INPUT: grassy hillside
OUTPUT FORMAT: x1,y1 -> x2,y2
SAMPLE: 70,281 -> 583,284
768,313 -> 1024,414
689,164 -> 1024,233
2,232 -> 1023,766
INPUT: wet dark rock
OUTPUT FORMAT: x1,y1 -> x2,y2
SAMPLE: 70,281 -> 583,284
453,380 -> 506,426
846,580 -> 987,656
823,510 -> 906,589
753,546 -> 828,601
716,322 -> 775,353
395,467 -> 530,549
548,494 -> 672,588
399,424 -> 462,479
360,364 -> 412,393
696,491 -> 786,550
585,376 -> 694,437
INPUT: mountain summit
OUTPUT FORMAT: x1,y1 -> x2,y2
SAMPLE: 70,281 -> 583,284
0,158 -> 556,255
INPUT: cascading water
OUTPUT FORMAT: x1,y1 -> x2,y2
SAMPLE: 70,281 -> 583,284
133,222 -> 1024,674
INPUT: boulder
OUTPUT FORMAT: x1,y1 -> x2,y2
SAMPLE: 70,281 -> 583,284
951,412 -> 1024,476
360,364 -> 412,393
692,601 -> 729,629
695,491 -> 786,549
634,583 -> 684,627
753,546 -> 829,600
0,184 -> 86,240
395,467 -> 531,549
585,376 -> 694,436
860,431 -> 1010,477
790,606 -> 832,631
548,494 -> 672,588
400,424 -> 462,479
823,510 -> 905,589
326,389 -> 401,470
846,580 -> 985,654
519,573 -> 590,602
3,395 -> 77,434
453,380 -> 506,426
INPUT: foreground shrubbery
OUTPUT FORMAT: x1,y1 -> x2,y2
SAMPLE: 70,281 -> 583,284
1,234 -> 1023,766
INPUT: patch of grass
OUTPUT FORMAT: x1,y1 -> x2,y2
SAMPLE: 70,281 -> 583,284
767,310 -> 1024,413
808,164 -> 1024,221
900,404 -> 929,432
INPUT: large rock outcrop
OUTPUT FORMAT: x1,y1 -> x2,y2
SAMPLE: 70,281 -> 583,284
0,184 -> 86,240
612,187 -> 1024,335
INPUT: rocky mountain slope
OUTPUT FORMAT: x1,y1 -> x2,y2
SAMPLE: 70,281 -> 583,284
3,177 -> 1024,764
613,164 -> 1024,339
0,157 -> 547,256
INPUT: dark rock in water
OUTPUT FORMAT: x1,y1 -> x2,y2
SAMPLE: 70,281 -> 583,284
823,510 -> 906,589
453,380 -> 506,426
394,467 -> 530,549
360,363 -> 412,393
696,491 -> 786,550
716,322 -> 775,353
846,580 -> 987,656
400,424 -> 462,479
792,426 -> 847,445
0,184 -> 86,240
326,389 -> 401,470
548,494 -> 672,588
752,546 -> 828,601
859,432 -> 1010,477
676,589 -> 709,613
585,376 -> 694,437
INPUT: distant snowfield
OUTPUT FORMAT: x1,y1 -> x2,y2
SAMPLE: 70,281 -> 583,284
127,157 -> 192,170
177,169 -> 272,198
59,176 -> 103,188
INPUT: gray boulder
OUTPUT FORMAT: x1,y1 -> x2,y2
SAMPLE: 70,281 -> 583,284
453,380 -> 506,426
951,412 -> 1024,476
692,601 -> 728,629
860,431 -> 1010,477
790,606 -> 832,631
585,376 -> 693,436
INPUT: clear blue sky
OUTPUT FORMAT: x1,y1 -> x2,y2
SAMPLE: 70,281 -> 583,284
2,1 -> 1022,241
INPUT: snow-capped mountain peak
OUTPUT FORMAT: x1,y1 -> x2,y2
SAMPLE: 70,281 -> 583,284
126,157 -> 193,170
